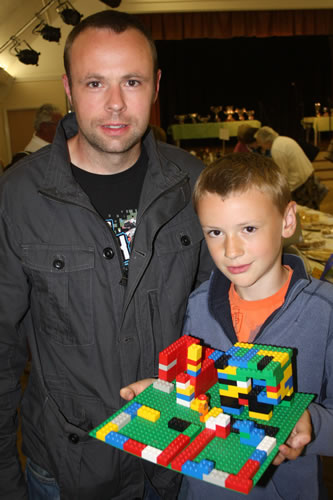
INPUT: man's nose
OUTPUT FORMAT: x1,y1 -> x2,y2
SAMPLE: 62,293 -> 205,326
104,85 -> 126,113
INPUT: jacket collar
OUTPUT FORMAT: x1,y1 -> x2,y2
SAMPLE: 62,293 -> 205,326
40,113 -> 188,214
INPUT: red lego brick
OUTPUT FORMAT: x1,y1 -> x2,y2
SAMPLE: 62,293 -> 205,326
123,438 -> 147,457
191,358 -> 218,397
238,397 -> 249,406
203,347 -> 214,359
216,423 -> 231,439
157,434 -> 190,467
238,459 -> 260,479
171,429 -> 215,471
266,384 -> 280,393
225,474 -> 253,494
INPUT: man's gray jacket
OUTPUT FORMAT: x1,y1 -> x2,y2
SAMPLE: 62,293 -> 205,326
0,113 -> 212,499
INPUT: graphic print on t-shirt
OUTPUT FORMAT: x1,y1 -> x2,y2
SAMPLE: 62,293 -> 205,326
106,209 -> 137,267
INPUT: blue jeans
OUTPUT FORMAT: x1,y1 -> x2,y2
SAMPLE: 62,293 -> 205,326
26,458 -> 161,499
26,458 -> 60,500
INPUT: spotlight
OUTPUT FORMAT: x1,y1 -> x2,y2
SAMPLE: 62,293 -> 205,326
57,1 -> 83,26
14,41 -> 40,66
99,0 -> 122,6
33,22 -> 61,43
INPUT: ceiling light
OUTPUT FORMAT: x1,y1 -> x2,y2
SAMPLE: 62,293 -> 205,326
33,22 -> 61,43
13,41 -> 40,66
99,0 -> 122,7
57,1 -> 83,26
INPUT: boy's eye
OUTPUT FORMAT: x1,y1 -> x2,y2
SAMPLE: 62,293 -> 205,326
127,79 -> 140,87
208,230 -> 222,238
244,226 -> 256,233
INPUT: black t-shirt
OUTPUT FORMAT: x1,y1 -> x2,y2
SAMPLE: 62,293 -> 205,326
71,148 -> 148,268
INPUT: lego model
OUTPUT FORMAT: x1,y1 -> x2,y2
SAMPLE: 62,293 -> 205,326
90,336 -> 314,494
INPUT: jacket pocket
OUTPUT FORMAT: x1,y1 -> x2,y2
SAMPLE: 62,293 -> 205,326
22,244 -> 95,345
154,216 -> 203,321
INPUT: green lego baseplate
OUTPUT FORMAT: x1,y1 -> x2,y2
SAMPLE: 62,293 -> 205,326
89,337 -> 315,495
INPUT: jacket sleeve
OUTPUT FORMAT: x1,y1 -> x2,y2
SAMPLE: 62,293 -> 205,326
0,207 -> 30,499
306,315 -> 333,457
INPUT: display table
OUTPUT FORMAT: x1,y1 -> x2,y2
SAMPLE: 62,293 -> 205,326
168,120 -> 261,146
302,117 -> 333,146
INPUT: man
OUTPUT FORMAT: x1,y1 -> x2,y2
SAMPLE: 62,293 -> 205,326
255,126 -> 327,209
0,10 -> 212,500
6,103 -> 63,168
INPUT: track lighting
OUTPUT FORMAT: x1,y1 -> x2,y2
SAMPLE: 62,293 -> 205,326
14,41 -> 40,66
33,22 -> 61,43
57,1 -> 83,26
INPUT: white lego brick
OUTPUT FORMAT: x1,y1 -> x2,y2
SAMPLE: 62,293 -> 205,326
176,378 -> 191,390
215,413 -> 231,427
111,412 -> 131,430
203,469 -> 229,487
153,379 -> 174,393
205,416 -> 217,430
176,398 -> 191,408
257,436 -> 277,455
158,359 -> 177,371
237,379 -> 251,388
142,445 -> 162,463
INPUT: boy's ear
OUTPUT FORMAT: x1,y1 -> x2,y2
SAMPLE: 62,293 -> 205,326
282,201 -> 297,238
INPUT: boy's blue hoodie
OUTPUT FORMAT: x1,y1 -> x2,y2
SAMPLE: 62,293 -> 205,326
179,254 -> 333,500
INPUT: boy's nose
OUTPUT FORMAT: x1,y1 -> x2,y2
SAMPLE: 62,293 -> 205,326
224,235 -> 243,259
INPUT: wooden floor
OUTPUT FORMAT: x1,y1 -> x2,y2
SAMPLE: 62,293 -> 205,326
17,137 -> 333,498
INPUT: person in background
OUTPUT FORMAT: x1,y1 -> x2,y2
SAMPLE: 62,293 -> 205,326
5,103 -> 63,168
177,152 -> 332,500
0,10 -> 212,500
233,124 -> 258,153
255,126 -> 327,209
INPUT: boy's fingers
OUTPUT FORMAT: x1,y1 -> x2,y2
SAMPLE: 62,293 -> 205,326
120,378 -> 155,401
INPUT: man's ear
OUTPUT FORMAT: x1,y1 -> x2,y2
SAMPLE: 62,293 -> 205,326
62,74 -> 72,107
282,201 -> 297,238
153,69 -> 162,104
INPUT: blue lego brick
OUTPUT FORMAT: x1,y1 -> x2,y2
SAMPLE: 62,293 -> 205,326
250,449 -> 267,464
176,392 -> 194,402
257,391 -> 281,406
233,419 -> 255,433
285,375 -> 293,389
124,401 -> 142,419
198,459 -> 215,475
209,350 -> 225,362
225,346 -> 241,356
228,357 -> 249,368
240,428 -> 265,447
253,379 -> 267,387
187,368 -> 201,377
105,431 -> 129,449
182,460 -> 203,479
221,405 -> 244,416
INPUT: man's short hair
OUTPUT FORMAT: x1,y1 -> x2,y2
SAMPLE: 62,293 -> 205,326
193,152 -> 291,216
64,10 -> 158,85
34,104 -> 61,132
255,126 -> 279,145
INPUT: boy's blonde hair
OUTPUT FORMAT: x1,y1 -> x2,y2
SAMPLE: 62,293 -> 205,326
193,152 -> 291,216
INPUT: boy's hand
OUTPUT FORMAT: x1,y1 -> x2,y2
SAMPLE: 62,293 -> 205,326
273,409 -> 312,465
120,378 -> 154,401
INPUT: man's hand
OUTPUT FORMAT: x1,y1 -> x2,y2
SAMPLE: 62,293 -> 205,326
273,409 -> 312,465
120,378 -> 154,401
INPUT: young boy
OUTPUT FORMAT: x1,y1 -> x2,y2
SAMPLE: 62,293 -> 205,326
178,152 -> 333,499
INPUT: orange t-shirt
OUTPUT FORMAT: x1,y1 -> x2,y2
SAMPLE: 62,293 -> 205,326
229,267 -> 293,343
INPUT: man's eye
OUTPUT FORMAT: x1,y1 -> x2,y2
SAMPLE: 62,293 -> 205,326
88,81 -> 101,88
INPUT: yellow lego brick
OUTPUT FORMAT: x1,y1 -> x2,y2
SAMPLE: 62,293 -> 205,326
176,385 -> 195,396
249,410 -> 273,421
96,422 -> 118,440
274,352 -> 290,367
137,405 -> 160,422
286,387 -> 294,397
267,390 -> 282,399
219,365 -> 237,376
219,387 -> 240,398
234,342 -> 254,349
187,344 -> 202,362
237,385 -> 252,394
202,407 -> 223,422
187,362 -> 201,372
